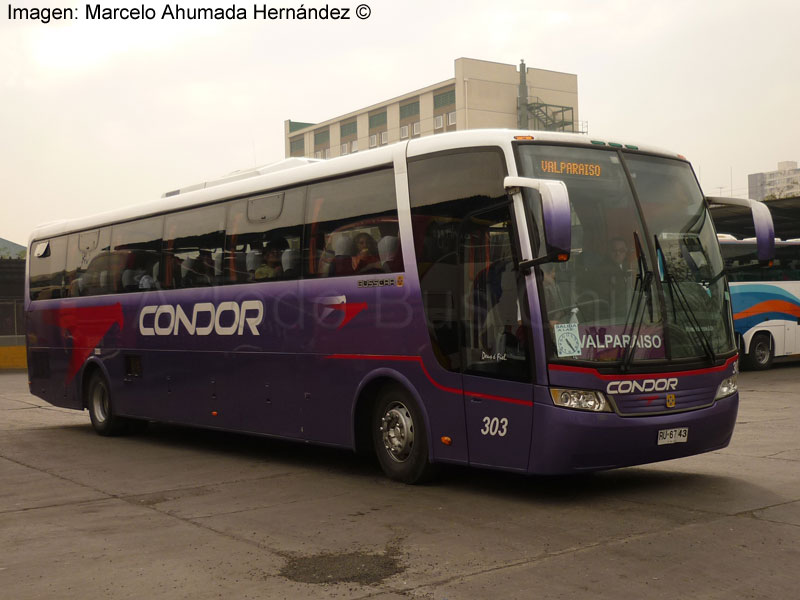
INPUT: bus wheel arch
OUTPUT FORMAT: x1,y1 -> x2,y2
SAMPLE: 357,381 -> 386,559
84,367 -> 128,436
352,371 -> 435,483
744,331 -> 774,370
80,360 -> 106,409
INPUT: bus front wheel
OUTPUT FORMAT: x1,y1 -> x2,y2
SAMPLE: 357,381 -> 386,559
372,386 -> 435,484
86,372 -> 129,436
745,333 -> 774,370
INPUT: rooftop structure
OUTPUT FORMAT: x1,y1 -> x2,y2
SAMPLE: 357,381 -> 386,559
284,58 -> 582,160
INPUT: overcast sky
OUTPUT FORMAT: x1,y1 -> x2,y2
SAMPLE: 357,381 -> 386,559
1,0 -> 798,245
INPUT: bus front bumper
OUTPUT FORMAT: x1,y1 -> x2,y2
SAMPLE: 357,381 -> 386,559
528,392 -> 739,474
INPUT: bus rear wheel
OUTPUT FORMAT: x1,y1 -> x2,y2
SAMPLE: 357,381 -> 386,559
745,333 -> 774,370
372,386 -> 435,484
86,371 -> 129,436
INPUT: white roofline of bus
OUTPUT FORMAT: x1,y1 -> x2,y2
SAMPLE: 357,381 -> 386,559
161,157 -> 323,197
28,129 -> 683,244
724,237 -> 795,245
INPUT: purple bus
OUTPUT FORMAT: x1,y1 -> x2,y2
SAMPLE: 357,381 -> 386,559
25,130 -> 774,483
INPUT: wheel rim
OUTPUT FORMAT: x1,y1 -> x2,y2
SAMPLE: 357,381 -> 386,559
754,341 -> 769,365
92,383 -> 109,424
380,401 -> 414,463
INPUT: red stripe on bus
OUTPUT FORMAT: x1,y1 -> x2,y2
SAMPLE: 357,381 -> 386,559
548,354 -> 738,380
325,354 -> 534,407
733,299 -> 800,320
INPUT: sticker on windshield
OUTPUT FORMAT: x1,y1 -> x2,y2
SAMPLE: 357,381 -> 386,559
555,323 -> 581,357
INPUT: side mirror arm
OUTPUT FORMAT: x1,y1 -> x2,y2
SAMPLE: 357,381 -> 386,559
504,176 -> 572,266
706,196 -> 775,263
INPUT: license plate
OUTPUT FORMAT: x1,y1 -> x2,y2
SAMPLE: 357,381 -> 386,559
657,427 -> 688,445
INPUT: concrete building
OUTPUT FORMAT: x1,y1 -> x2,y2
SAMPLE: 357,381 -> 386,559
748,161 -> 800,201
284,57 -> 581,159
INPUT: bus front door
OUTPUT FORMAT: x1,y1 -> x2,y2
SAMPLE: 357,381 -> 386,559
459,206 -> 533,471
462,375 -> 533,472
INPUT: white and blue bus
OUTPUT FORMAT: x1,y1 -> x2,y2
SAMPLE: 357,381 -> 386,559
718,238 -> 800,369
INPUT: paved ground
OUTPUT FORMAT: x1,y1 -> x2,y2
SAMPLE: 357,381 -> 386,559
1,365 -> 798,599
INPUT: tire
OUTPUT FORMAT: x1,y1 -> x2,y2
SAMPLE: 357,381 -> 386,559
86,372 -> 129,436
745,333 -> 774,371
372,386 -> 435,484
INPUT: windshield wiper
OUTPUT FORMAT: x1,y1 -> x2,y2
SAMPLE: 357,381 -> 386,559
620,233 -> 653,372
621,271 -> 653,372
654,235 -> 716,363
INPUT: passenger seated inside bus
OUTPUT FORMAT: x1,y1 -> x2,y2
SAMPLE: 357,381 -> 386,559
120,251 -> 159,292
254,239 -> 288,281
183,250 -> 216,287
352,232 -> 381,273
313,219 -> 402,278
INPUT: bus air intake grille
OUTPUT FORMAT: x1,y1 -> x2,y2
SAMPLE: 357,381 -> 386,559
611,386 -> 717,417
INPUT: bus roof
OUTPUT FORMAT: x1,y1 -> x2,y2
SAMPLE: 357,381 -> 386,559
29,129 -> 684,244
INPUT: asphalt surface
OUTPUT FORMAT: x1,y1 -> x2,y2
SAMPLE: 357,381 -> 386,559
1,364 -> 798,599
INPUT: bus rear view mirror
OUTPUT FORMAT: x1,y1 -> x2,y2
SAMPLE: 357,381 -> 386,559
505,176 -> 571,269
706,196 -> 775,264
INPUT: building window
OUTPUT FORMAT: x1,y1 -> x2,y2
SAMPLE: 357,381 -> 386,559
340,144 -> 348,155
314,151 -> 322,159
340,121 -> 357,138
434,89 -> 456,109
400,125 -> 409,139
324,148 -> 330,159
434,115 -> 444,130
314,129 -> 330,146
351,140 -> 358,153
369,134 -> 377,148
369,112 -> 387,129
290,137 -> 304,157
413,122 -> 420,136
448,111 -> 456,126
399,101 -> 420,120
381,131 -> 388,145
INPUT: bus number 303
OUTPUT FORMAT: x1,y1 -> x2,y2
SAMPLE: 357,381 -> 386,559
481,417 -> 508,437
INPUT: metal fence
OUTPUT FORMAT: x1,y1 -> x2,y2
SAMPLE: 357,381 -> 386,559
0,299 -> 23,336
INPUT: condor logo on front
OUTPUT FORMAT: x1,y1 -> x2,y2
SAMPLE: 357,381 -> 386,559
606,378 -> 678,395
138,301 -> 264,336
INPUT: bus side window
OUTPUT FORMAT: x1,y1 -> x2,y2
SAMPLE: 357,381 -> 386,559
64,235 -> 81,297
64,228 -> 111,297
304,169 -> 401,278
29,236 -> 68,300
111,217 -> 164,293
224,187 -> 305,284
163,206 -> 224,289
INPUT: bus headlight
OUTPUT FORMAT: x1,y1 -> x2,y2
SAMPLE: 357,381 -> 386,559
550,388 -> 612,412
715,374 -> 738,400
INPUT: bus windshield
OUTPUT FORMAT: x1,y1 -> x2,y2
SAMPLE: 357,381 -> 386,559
516,145 -> 735,365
